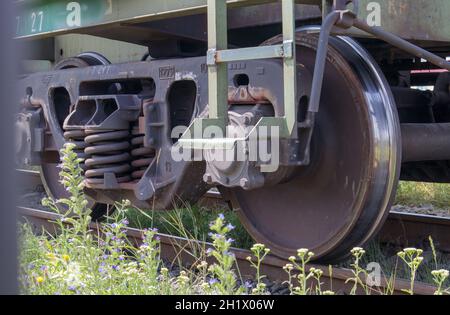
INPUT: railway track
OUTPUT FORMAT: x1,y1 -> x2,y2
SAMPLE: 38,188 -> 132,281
17,169 -> 450,254
17,205 -> 437,295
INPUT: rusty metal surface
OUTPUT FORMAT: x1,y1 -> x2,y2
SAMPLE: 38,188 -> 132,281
17,48 -> 294,211
349,0 -> 450,43
226,31 -> 401,262
379,211 -> 450,253
16,205 -> 438,295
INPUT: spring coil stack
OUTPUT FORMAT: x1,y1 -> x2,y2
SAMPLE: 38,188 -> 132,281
83,129 -> 132,185
63,127 -> 154,185
131,125 -> 155,179
63,129 -> 88,170
63,94 -> 152,186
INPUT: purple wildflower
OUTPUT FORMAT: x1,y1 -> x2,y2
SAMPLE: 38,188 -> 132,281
226,223 -> 235,231
218,213 -> 225,220
209,278 -> 218,285
208,232 -> 219,239
223,251 -> 235,258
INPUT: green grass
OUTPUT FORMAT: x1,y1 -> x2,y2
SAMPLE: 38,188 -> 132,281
126,206 -> 254,250
355,240 -> 450,286
395,181 -> 450,209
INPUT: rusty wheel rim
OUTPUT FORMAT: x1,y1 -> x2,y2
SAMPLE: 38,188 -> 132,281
229,32 -> 401,262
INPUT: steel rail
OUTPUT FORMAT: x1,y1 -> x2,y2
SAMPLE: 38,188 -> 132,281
380,211 -> 450,253
17,169 -> 450,254
17,205 -> 437,295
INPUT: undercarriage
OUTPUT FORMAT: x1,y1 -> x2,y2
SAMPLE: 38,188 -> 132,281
15,0 -> 450,262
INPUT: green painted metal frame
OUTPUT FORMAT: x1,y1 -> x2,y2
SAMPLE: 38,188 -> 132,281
180,0 -> 297,151
15,1 -> 450,43
15,0 -> 320,39
206,0 -> 297,133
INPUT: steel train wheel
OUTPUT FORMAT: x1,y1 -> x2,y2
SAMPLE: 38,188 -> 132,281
39,52 -> 113,221
227,32 -> 402,262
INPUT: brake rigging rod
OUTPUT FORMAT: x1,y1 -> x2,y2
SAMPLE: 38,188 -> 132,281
352,18 -> 450,71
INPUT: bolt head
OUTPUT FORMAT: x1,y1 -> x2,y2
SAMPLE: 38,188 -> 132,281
203,173 -> 214,185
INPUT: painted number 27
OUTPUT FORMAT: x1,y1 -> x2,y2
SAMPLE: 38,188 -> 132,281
31,11 -> 44,33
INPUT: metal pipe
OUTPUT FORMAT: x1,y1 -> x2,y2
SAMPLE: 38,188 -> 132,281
353,18 -> 450,71
308,11 -> 340,113
401,123 -> 450,162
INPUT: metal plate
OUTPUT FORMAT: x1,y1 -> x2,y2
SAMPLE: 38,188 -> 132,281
352,0 -> 450,43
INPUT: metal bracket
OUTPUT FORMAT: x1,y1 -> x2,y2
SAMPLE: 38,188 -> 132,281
15,108 -> 45,166
206,40 -> 294,66
180,0 -> 297,150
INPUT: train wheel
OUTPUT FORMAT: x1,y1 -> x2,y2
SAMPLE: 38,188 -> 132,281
227,32 -> 402,262
39,52 -> 113,221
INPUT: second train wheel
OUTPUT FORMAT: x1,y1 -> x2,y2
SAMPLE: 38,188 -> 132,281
39,52 -> 113,221
226,32 -> 402,263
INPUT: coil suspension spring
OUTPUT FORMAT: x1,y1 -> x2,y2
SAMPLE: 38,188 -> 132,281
84,129 -> 132,185
131,125 -> 155,180
63,129 -> 88,170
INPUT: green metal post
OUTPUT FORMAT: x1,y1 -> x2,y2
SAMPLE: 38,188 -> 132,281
207,0 -> 228,129
282,0 -> 297,135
